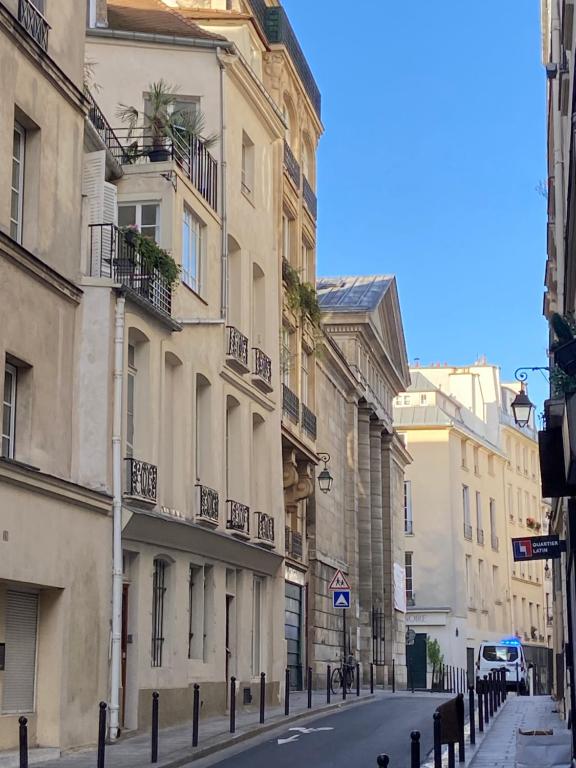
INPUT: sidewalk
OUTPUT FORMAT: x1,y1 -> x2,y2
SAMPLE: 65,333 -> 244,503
468,695 -> 570,768
0,687 -> 410,768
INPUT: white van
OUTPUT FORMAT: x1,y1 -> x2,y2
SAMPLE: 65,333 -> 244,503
476,639 -> 528,693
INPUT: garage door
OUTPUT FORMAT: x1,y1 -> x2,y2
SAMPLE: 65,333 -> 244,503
2,591 -> 38,713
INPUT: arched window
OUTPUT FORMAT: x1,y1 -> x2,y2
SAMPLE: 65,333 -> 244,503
301,133 -> 315,187
225,395 -> 241,499
282,95 -> 296,149
252,262 -> 265,349
227,235 -> 242,329
162,351 -> 183,510
195,374 -> 211,484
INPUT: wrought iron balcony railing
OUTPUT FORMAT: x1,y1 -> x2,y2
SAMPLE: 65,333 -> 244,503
491,534 -> 499,551
124,457 -> 157,503
285,527 -> 302,559
252,347 -> 272,391
303,176 -> 317,220
85,90 -> 124,163
226,500 -> 250,538
256,512 -> 275,546
283,140 -> 300,189
282,384 -> 299,423
226,326 -> 249,372
196,484 -> 219,525
18,0 -> 49,50
477,528 -> 484,545
111,127 -> 218,211
89,224 -> 172,317
463,523 -> 473,541
301,404 -> 317,439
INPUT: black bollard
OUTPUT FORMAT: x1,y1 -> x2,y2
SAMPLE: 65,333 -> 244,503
327,665 -> 331,704
483,676 -> 489,725
192,684 -> 200,747
97,702 -> 107,768
516,662 -> 520,696
411,730 -> 421,768
19,716 -> 28,768
448,742 -> 455,768
370,663 -> 374,694
457,693 -> 465,763
151,691 -> 159,763
469,686 -> 476,745
307,667 -> 312,709
478,679 -> 484,733
285,668 -> 290,716
392,659 -> 396,693
229,677 -> 236,734
356,663 -> 360,697
377,756 -> 390,767
442,664 -> 446,692
342,664 -> 347,701
489,673 -> 494,717
260,672 -> 266,724
433,711 -> 442,768
502,668 -> 507,701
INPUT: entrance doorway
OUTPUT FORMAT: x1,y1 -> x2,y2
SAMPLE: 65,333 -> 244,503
285,581 -> 303,690
406,632 -> 427,689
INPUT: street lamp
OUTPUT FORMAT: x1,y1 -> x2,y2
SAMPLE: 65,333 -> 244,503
317,453 -> 333,494
510,367 -> 548,428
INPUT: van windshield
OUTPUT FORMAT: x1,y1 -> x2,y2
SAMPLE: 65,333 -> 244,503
482,645 -> 519,662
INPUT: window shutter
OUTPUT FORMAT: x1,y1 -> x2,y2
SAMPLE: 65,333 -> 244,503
1,591 -> 38,714
82,151 -> 106,276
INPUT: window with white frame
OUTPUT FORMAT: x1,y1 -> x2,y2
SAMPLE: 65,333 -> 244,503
118,203 -> 159,242
2,363 -> 17,459
126,344 -> 136,458
241,131 -> 254,196
301,351 -> 310,405
405,552 -> 414,604
461,438 -> 468,468
182,206 -> 203,293
475,491 -> 483,543
10,123 -> 25,243
404,480 -> 413,534
252,576 -> 264,675
282,212 -> 293,264
463,485 -> 471,538
420,393 -> 427,405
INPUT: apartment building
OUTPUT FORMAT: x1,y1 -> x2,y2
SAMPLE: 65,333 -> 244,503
0,0 -> 112,751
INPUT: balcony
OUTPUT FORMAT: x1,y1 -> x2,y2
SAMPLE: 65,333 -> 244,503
226,500 -> 250,539
282,384 -> 299,423
303,176 -> 317,220
112,127 -> 218,211
491,534 -> 499,551
285,527 -> 303,559
302,404 -> 317,439
256,512 -> 275,548
283,140 -> 301,189
124,457 -> 157,504
252,347 -> 273,392
226,326 -> 249,373
463,523 -> 473,541
89,224 -> 174,320
18,0 -> 49,50
477,528 -> 484,545
195,484 -> 219,526
85,90 -> 124,172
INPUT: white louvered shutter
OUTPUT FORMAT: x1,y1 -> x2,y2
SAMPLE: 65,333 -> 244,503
82,151 -> 106,276
101,182 -> 118,278
2,591 -> 38,714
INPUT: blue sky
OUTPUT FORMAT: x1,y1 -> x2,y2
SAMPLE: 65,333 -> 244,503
283,0 -> 549,411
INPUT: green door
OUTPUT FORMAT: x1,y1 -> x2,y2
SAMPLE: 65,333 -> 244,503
406,633 -> 428,689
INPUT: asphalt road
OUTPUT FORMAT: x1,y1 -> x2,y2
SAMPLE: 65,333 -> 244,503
192,695 -> 450,768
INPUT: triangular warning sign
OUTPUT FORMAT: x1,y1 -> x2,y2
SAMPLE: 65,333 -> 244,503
334,592 -> 350,607
328,569 -> 351,590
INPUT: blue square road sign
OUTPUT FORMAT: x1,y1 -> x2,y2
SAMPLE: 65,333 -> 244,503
333,590 -> 350,609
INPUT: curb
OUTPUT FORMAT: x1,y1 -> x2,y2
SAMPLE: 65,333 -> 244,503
154,693 -> 377,767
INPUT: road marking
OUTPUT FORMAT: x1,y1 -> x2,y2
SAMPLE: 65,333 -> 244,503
277,735 -> 300,745
277,726 -> 335,744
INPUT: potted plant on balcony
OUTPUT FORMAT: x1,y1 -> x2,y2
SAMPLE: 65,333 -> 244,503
119,226 -> 180,288
117,79 -> 216,163
526,516 -> 537,530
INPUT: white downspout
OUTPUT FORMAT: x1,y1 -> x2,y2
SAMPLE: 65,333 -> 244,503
551,0 -> 565,311
109,294 -> 125,740
218,48 -> 228,320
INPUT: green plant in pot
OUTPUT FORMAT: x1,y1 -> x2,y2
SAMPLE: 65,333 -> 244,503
551,312 -> 576,379
117,79 -> 216,163
120,227 -> 180,288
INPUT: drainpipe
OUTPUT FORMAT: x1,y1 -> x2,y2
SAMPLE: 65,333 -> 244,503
218,48 -> 228,321
109,294 -> 126,740
551,0 -> 565,311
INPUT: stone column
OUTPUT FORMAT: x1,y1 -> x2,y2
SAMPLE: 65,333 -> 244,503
370,423 -> 385,610
357,407 -> 373,670
344,398 -> 360,659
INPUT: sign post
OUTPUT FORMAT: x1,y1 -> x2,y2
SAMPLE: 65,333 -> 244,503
329,570 -> 351,664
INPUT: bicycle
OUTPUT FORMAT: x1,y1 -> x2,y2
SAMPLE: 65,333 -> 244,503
330,655 -> 355,695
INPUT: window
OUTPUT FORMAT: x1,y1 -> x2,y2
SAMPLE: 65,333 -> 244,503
465,555 -> 471,602
151,559 -> 167,667
475,492 -> 483,544
404,480 -> 413,534
489,498 -> 497,549
403,395 -> 410,405
10,123 -> 25,242
301,351 -> 310,405
302,240 -> 314,283
463,485 -> 472,538
126,345 -> 136,458
281,326 -> 292,387
252,576 -> 264,675
461,439 -> 467,469
282,212 -> 294,264
492,565 -> 499,594
405,552 -> 414,605
2,364 -> 17,459
420,393 -> 427,405
118,203 -> 159,242
241,131 -> 254,197
517,488 -> 523,522
473,446 -> 480,474
188,564 -> 203,659
182,207 -> 203,293
507,484 -> 513,520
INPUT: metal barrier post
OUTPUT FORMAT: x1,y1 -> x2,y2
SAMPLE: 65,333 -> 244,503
97,702 -> 107,768
192,684 -> 200,747
342,664 -> 347,701
434,711 -> 442,768
392,659 -> 396,693
151,691 -> 159,763
411,730 -> 421,768
448,743 -> 455,768
19,717 -> 28,768
469,686 -> 476,744
229,677 -> 236,734
370,663 -> 374,694
457,693 -> 465,763
478,680 -> 484,733
483,676 -> 489,725
356,663 -> 360,696
327,665 -> 331,704
285,669 -> 290,716
489,673 -> 494,716
516,662 -> 520,695
260,672 -> 266,724
307,667 -> 312,709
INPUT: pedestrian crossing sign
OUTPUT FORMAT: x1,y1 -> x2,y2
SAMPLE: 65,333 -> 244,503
328,569 -> 351,590
332,590 -> 351,609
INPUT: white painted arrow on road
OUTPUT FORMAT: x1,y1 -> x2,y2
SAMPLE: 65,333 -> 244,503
277,726 -> 334,744
277,735 -> 300,744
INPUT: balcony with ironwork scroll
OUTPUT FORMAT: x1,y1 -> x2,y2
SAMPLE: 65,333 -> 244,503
226,326 -> 249,374
252,347 -> 273,393
111,127 -> 218,211
303,176 -> 317,220
283,140 -> 301,189
301,404 -> 317,440
85,90 -> 123,175
124,457 -> 157,504
226,500 -> 250,539
17,0 -> 49,50
285,527 -> 302,559
89,224 -> 175,324
256,512 -> 275,548
282,384 -> 299,423
195,484 -> 219,526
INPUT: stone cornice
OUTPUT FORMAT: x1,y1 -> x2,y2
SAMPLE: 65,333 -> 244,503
0,231 -> 82,304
